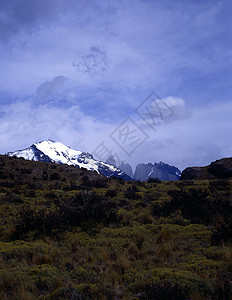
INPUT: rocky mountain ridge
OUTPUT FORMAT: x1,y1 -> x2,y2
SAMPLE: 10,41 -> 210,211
105,155 -> 181,181
7,140 -> 182,181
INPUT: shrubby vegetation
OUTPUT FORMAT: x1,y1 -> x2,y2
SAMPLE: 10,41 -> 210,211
0,155 -> 231,299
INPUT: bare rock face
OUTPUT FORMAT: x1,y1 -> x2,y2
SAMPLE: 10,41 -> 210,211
104,155 -> 181,181
180,157 -> 232,180
134,162 -> 181,181
105,155 -> 117,167
118,161 -> 133,179
105,155 -> 133,178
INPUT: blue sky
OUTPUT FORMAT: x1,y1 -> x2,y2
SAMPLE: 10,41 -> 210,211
0,0 -> 231,170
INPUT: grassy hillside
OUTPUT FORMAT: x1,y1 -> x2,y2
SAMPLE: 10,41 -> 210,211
0,155 -> 232,299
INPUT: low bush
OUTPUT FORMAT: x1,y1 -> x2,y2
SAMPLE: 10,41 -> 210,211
153,188 -> 232,225
12,192 -> 118,239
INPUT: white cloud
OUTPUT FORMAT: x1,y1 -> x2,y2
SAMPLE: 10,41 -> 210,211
0,99 -> 115,155
129,101 -> 232,170
0,91 -> 231,172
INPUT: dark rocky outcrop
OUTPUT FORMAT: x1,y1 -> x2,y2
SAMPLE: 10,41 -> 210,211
180,157 -> 232,180
180,167 -> 205,180
208,158 -> 232,179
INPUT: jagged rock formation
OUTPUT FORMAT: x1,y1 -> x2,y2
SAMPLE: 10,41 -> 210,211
104,155 -> 181,181
118,161 -> 133,179
134,162 -> 181,181
105,155 -> 117,167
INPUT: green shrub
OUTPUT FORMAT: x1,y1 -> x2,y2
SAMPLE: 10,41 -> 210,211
124,267 -> 211,298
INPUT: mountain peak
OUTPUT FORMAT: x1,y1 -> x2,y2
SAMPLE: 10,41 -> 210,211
34,139 -> 67,147
7,141 -> 132,180
34,139 -> 57,144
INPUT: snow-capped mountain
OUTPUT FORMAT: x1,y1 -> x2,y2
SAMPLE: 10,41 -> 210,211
7,140 -> 132,180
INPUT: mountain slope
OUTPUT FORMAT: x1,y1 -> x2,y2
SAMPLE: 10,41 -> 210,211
7,140 -> 132,180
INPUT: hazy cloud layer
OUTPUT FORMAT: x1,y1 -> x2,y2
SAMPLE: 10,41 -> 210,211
0,0 -> 231,169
